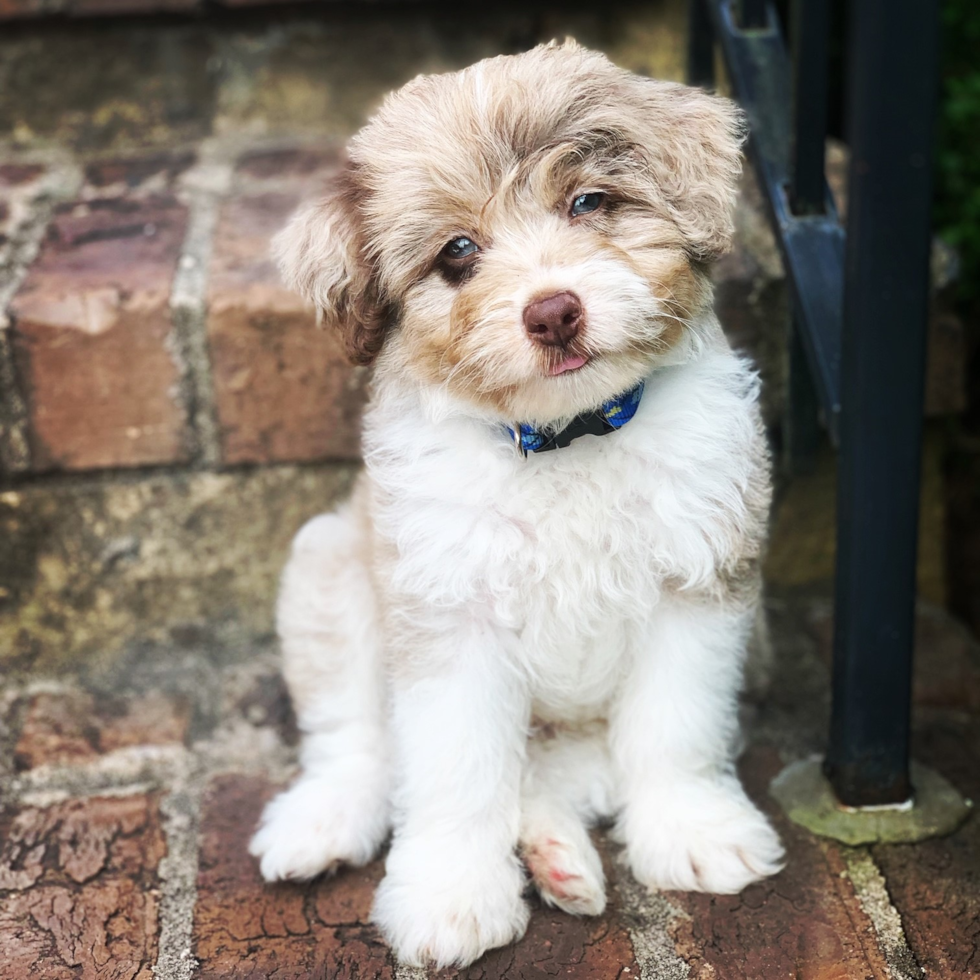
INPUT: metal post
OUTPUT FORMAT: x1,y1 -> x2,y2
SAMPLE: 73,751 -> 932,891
789,0 -> 830,215
687,0 -> 716,89
736,0 -> 768,30
825,0 -> 940,807
784,0 -> 831,472
784,311 -> 821,474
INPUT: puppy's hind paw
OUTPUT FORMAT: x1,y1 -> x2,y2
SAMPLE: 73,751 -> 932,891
249,774 -> 389,882
521,828 -> 606,916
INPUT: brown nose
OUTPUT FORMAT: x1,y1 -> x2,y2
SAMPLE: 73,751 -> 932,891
523,291 -> 582,348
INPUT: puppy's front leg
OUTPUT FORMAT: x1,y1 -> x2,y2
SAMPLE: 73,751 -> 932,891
372,620 -> 530,968
611,597 -> 784,895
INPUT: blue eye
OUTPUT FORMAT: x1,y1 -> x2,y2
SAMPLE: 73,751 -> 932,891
444,236 -> 479,260
570,192 -> 604,216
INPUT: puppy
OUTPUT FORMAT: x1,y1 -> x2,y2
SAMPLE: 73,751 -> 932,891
250,40 -> 784,968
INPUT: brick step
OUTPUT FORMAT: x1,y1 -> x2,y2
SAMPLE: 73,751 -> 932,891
1,598 -> 977,979
1,139 -> 965,478
1,143 -> 366,476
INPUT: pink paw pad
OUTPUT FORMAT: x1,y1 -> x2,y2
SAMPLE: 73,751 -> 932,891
521,836 -> 605,914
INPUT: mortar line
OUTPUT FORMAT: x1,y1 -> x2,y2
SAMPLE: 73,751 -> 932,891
610,855 -> 690,980
153,755 -> 205,980
5,745 -> 188,805
170,148 -> 234,469
0,328 -> 30,474
394,964 -> 430,980
842,847 -> 924,980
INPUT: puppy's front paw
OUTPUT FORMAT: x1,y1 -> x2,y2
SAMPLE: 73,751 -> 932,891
249,773 -> 389,882
373,843 -> 529,967
622,777 -> 784,895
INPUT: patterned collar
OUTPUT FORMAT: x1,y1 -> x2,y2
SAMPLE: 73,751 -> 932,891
505,380 -> 645,457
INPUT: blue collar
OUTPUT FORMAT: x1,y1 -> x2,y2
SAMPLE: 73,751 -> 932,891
505,380 -> 645,456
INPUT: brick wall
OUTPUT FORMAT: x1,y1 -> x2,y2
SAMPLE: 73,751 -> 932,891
1,136 -> 966,481
0,141 -> 369,477
0,0 -> 305,20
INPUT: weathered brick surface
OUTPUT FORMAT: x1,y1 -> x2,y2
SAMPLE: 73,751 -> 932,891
82,151 -> 196,194
872,703 -> 980,979
196,774 -> 642,979
669,746 -> 892,980
10,193 -> 190,471
0,794 -> 164,980
13,689 -> 190,770
194,773 -> 395,980
207,147 -> 369,465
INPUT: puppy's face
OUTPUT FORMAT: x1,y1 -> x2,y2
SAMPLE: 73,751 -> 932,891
277,42 -> 745,424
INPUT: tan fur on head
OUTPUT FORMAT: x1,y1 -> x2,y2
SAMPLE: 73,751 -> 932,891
276,40 -> 745,420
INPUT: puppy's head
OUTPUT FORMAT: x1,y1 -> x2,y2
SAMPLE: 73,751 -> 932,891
276,41 -> 745,424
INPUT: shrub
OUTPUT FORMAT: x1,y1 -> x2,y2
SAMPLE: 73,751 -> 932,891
935,0 -> 980,298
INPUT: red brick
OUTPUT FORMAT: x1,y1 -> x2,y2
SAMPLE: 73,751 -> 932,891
668,746 -> 892,980
82,150 -> 196,192
10,194 -> 190,471
234,147 -> 339,182
0,163 -> 46,186
207,148 -> 368,465
872,710 -> 980,979
13,689 -> 190,770
193,774 -> 394,980
196,774 -> 641,979
0,794 -> 164,980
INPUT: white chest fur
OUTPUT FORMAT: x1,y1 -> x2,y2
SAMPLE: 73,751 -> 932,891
363,345 -> 767,717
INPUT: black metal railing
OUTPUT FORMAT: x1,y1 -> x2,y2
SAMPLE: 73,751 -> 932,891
689,0 -> 941,807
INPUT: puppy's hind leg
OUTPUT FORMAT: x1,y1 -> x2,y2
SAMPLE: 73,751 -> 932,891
519,723 -> 614,917
250,504 -> 389,882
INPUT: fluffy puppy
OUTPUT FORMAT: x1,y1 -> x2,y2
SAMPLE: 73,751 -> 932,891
250,40 -> 784,968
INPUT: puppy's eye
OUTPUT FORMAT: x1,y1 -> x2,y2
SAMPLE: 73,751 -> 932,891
570,192 -> 604,217
443,236 -> 479,261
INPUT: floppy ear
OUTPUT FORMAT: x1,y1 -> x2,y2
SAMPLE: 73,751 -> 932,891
273,168 -> 391,366
634,82 -> 748,260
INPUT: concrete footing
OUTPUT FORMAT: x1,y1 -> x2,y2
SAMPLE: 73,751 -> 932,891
771,756 -> 973,845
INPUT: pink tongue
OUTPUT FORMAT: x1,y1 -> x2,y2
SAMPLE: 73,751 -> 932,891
550,355 -> 588,376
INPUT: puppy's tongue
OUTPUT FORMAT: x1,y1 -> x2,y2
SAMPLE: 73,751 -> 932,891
549,354 -> 588,376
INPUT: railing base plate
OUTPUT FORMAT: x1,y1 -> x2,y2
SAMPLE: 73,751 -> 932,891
770,756 -> 972,845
